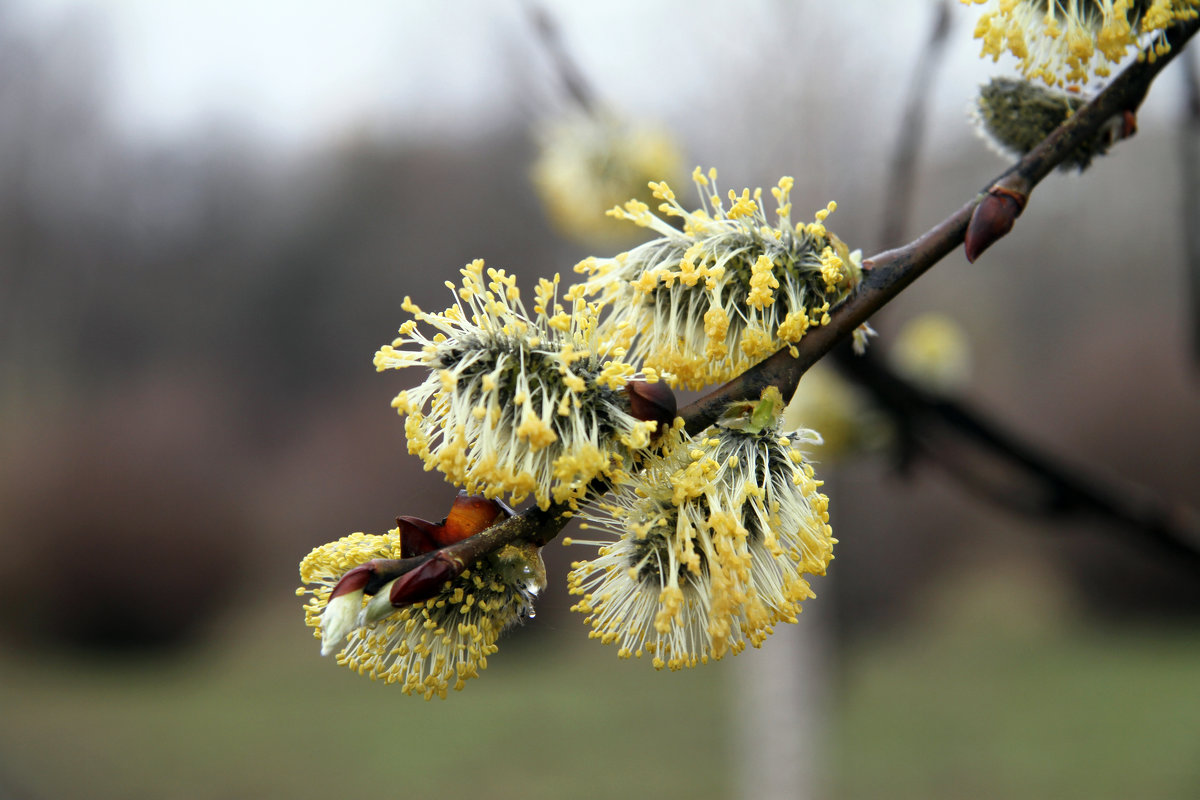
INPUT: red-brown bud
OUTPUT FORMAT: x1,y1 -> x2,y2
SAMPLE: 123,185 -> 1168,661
1120,110 -> 1137,140
964,186 -> 1027,263
396,516 -> 442,558
328,563 -> 375,600
387,551 -> 465,608
397,493 -> 511,557
438,493 -> 511,546
625,379 -> 677,435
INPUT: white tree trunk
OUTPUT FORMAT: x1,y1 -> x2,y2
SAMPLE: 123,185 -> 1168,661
732,597 -> 830,800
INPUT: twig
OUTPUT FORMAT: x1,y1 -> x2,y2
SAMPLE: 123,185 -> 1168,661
819,4 -> 1200,564
524,2 -> 598,114
678,198 -> 976,435
383,17 -> 1200,577
833,346 -> 1200,565
361,500 -> 574,589
679,15 -> 1200,433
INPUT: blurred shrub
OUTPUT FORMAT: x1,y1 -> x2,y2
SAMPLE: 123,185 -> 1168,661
0,371 -> 250,652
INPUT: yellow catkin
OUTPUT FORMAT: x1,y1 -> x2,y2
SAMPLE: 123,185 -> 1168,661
375,265 -> 670,509
964,0 -> 1200,88
566,394 -> 834,669
298,530 -> 545,699
572,169 -> 863,389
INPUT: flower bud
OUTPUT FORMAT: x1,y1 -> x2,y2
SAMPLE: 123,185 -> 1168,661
624,379 -> 677,436
300,524 -> 545,697
438,493 -> 511,546
965,187 -> 1026,263
569,387 -> 833,669
397,516 -> 442,558
388,552 -> 465,607
532,111 -> 685,246
398,493 -> 512,557
321,565 -> 373,655
359,552 -> 466,626
375,263 -> 665,510
360,582 -> 397,627
973,77 -> 1131,172
888,313 -> 972,394
964,1 -> 1194,88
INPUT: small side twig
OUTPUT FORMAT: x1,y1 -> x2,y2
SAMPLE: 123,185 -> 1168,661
524,1 -> 598,114
879,0 -> 954,248
421,500 -> 572,574
824,5 -> 1200,565
832,345 -> 1200,565
388,17 -> 1200,578
680,15 -> 1200,433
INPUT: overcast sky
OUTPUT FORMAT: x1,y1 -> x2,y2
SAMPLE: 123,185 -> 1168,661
11,0 -> 1187,155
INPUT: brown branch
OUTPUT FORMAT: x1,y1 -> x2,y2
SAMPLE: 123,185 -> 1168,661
377,17 -> 1200,582
679,15 -> 1200,434
833,346 -> 1200,565
819,9 -> 1200,564
680,199 -> 975,435
362,499 -> 574,592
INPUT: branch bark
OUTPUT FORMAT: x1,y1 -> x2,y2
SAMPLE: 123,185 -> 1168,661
832,346 -> 1200,565
386,17 -> 1200,579
679,15 -> 1200,433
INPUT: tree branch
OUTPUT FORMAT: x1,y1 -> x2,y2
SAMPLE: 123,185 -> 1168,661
366,499 -> 574,585
832,346 -> 1200,565
679,15 -> 1200,433
389,17 -> 1200,577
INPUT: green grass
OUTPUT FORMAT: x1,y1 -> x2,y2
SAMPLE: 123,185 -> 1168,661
837,630 -> 1200,799
2,567 -> 1199,799
0,604 -> 731,800
832,568 -> 1200,799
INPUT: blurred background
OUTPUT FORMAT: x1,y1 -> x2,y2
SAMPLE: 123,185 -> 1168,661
0,1 -> 1197,798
